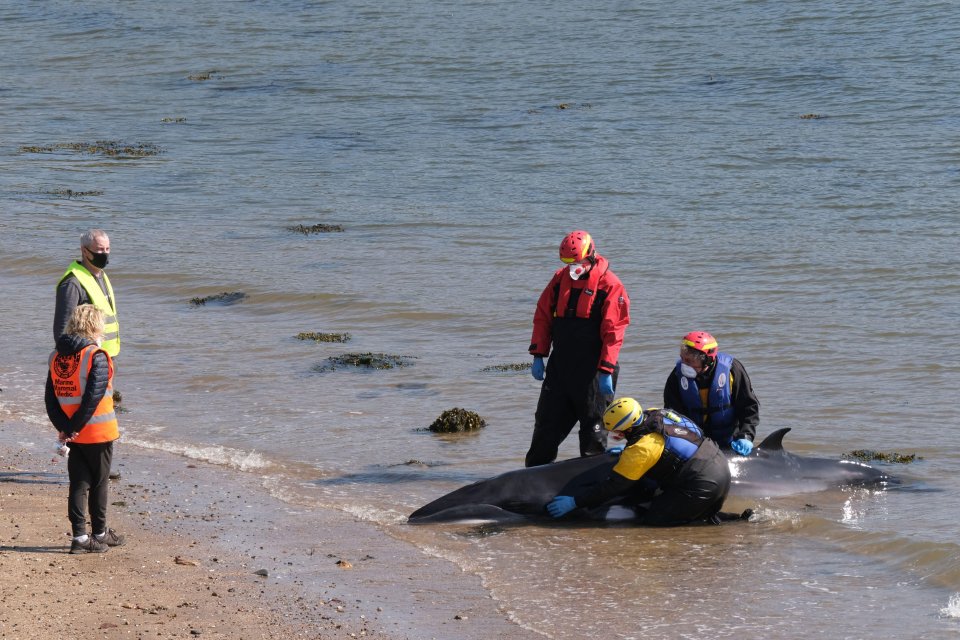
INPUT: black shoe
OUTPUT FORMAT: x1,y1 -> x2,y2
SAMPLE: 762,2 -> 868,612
95,528 -> 126,547
712,509 -> 754,523
70,536 -> 109,554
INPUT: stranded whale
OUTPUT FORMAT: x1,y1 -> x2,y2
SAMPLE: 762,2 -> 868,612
408,428 -> 900,524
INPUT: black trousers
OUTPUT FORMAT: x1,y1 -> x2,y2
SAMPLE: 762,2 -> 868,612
637,439 -> 731,526
67,441 -> 114,537
525,364 -> 618,467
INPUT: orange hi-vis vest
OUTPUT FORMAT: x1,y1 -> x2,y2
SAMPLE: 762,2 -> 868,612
49,344 -> 119,444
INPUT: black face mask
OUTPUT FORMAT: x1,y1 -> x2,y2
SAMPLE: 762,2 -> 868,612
88,251 -> 109,269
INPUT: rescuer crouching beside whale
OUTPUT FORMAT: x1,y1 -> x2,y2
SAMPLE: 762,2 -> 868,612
546,398 -> 733,526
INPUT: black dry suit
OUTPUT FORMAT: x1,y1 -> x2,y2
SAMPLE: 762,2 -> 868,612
574,409 -> 732,526
527,302 -> 616,465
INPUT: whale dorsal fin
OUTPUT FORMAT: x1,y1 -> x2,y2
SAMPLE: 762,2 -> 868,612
757,428 -> 791,451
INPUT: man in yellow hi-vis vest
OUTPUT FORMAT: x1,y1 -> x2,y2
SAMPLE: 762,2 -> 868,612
54,229 -> 122,480
54,229 -> 120,357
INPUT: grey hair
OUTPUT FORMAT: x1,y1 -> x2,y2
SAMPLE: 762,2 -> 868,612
80,229 -> 108,248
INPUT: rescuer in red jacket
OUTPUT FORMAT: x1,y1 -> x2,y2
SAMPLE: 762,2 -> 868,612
525,230 -> 630,467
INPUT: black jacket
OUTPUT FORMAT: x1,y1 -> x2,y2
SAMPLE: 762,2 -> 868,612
45,334 -> 110,436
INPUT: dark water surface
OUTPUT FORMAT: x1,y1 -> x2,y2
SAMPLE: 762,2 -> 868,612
2,1 -> 959,637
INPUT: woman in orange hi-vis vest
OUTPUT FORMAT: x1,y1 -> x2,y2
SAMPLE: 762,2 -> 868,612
45,304 -> 126,554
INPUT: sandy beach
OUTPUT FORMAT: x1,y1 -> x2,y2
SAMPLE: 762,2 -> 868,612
0,418 -> 538,640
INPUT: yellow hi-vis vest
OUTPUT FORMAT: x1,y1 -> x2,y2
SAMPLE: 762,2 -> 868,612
58,261 -> 120,356
49,345 -> 119,444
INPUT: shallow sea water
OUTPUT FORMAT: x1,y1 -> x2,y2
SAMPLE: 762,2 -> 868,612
2,1 -> 959,637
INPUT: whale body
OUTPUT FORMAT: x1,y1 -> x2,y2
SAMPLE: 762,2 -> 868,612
408,428 -> 900,524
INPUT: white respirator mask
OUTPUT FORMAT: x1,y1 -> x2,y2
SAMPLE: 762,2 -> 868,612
568,262 -> 589,280
680,363 -> 699,378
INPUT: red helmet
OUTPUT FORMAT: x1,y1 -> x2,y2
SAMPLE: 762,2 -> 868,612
559,230 -> 595,264
681,331 -> 718,358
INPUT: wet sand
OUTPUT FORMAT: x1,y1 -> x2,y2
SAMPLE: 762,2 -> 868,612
0,418 -> 538,640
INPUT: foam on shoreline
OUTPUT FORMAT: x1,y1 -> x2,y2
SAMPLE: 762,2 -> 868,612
0,417 -> 539,640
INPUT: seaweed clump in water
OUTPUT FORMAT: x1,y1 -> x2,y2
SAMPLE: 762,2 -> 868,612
296,332 -> 351,343
481,362 -> 530,372
427,408 -> 486,433
287,223 -> 345,235
528,102 -> 592,114
189,292 -> 248,306
188,70 -> 221,81
19,141 -> 163,158
44,188 -> 105,198
313,352 -> 413,372
846,450 -> 918,464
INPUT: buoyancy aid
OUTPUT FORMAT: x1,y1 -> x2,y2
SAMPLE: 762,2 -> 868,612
552,255 -> 609,320
634,409 -> 705,483
675,352 -> 735,442
49,344 -> 119,444
58,261 -> 120,356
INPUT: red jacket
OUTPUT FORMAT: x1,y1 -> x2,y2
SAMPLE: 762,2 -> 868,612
528,255 -> 630,373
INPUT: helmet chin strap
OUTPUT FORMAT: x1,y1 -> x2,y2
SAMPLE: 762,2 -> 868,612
701,356 -> 716,375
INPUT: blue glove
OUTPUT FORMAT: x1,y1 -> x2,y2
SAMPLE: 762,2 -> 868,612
606,445 -> 625,454
531,357 -> 545,381
546,495 -> 577,518
598,372 -> 614,396
730,438 -> 754,456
